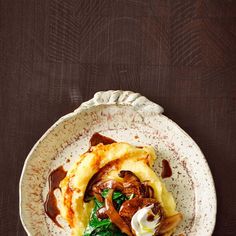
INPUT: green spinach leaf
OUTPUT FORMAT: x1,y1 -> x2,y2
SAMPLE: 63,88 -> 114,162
101,189 -> 128,210
83,190 -> 128,236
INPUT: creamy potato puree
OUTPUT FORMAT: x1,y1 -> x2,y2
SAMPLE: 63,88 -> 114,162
60,142 -> 177,236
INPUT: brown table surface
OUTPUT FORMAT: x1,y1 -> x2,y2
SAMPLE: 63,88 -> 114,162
1,1 -> 236,235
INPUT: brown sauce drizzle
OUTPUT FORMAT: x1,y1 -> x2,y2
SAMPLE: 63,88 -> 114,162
44,166 -> 67,227
161,159 -> 172,178
89,132 -> 116,147
44,133 -> 116,225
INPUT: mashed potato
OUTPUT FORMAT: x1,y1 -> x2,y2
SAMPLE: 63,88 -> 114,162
60,142 -> 177,236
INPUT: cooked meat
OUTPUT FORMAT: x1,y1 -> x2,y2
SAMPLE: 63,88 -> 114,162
96,207 -> 108,219
119,197 -> 157,219
119,171 -> 155,199
93,180 -> 124,193
158,213 -> 183,234
140,183 -> 155,198
83,161 -> 121,202
105,189 -> 133,236
119,170 -> 141,184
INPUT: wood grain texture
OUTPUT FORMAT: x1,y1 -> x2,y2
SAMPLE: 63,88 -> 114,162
0,0 -> 236,235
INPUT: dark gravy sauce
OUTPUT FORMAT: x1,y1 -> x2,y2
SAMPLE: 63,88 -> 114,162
161,159 -> 172,178
44,166 -> 67,227
44,133 -> 116,225
89,132 -> 115,147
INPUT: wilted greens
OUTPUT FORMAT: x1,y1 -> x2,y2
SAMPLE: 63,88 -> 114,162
83,189 -> 130,236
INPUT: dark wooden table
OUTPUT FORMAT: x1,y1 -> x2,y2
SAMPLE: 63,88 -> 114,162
1,1 -> 236,235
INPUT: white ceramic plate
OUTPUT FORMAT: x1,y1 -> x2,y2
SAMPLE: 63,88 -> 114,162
19,90 -> 216,236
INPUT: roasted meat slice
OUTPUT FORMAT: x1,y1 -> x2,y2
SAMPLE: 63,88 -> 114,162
119,197 -> 158,219
158,213 -> 183,234
105,189 -> 133,236
119,170 -> 155,198
83,160 -> 121,202
119,170 -> 141,184
93,180 -> 124,193
96,206 -> 108,219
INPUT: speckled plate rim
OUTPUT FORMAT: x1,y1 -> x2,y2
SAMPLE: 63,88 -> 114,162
19,90 -> 217,235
